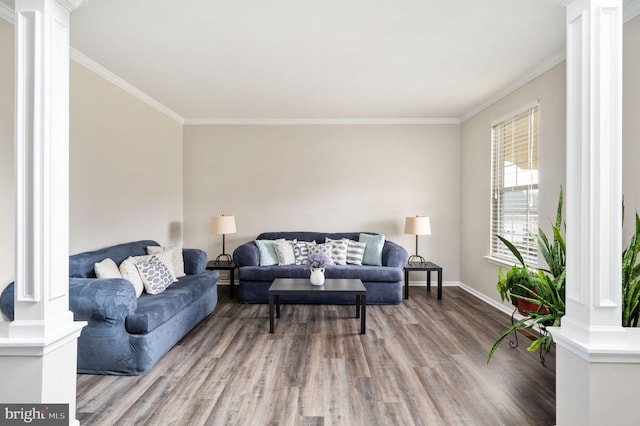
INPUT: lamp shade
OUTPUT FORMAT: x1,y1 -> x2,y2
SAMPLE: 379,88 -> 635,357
404,216 -> 431,235
210,215 -> 237,235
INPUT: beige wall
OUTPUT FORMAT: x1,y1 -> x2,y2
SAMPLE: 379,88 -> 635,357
0,16 -> 184,299
460,62 -> 567,304
183,124 -> 461,281
460,16 -> 640,305
0,19 -> 14,294
69,61 -> 184,253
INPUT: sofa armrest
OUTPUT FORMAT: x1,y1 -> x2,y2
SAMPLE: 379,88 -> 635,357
183,248 -> 207,275
233,241 -> 260,267
69,277 -> 137,323
382,241 -> 409,268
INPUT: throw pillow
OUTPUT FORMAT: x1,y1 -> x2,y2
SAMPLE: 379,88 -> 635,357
273,239 -> 296,265
119,250 -> 176,297
325,238 -> 348,265
147,245 -> 185,278
346,240 -> 367,265
306,242 -> 333,264
359,233 -> 385,266
94,258 -> 122,279
255,239 -> 284,266
135,255 -> 174,295
119,257 -> 146,297
292,241 -> 310,265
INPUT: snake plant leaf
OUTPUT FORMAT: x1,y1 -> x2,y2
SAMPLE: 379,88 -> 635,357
496,234 -> 526,268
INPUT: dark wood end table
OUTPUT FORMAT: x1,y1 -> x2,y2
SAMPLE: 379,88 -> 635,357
268,278 -> 367,334
206,260 -> 236,298
404,261 -> 443,300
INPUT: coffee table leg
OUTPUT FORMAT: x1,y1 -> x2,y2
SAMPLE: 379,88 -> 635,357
355,295 -> 360,318
437,270 -> 443,300
361,294 -> 366,334
269,293 -> 274,333
276,294 -> 281,318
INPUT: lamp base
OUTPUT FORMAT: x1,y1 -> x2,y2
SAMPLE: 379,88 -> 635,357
215,253 -> 233,263
407,254 -> 427,265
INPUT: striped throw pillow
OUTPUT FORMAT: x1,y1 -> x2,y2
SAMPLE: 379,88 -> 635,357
346,240 -> 367,265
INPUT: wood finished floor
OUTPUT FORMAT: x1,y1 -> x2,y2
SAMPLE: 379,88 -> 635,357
76,286 -> 555,426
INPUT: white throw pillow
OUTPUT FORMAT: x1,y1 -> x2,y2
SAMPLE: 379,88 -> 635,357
147,245 -> 185,278
306,242 -> 333,264
119,257 -> 145,297
94,258 -> 122,279
135,255 -> 174,295
273,239 -> 296,265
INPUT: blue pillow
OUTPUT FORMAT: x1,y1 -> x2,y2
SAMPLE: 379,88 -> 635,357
255,239 -> 283,266
359,233 -> 385,266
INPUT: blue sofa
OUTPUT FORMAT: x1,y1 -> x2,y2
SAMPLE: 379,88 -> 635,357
0,240 -> 219,375
233,232 -> 408,304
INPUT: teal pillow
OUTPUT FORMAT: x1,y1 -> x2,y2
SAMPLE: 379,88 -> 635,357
359,233 -> 385,266
255,239 -> 284,266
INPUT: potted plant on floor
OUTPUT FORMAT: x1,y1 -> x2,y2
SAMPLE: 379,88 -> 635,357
487,188 -> 565,363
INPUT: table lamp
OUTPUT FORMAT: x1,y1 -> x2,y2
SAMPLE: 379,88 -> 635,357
210,215 -> 236,262
404,215 -> 431,264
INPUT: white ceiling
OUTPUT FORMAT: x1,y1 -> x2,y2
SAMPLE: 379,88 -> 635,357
5,1 -> 571,121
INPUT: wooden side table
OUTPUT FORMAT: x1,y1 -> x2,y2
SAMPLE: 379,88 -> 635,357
404,261 -> 443,300
206,260 -> 236,298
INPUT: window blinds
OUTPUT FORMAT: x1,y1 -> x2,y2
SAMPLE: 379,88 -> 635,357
490,105 -> 539,265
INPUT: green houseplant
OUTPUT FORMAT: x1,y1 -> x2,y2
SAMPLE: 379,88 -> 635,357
622,208 -> 640,327
487,188 -> 566,363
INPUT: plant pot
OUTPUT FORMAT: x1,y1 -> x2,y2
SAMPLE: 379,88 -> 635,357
517,298 -> 548,316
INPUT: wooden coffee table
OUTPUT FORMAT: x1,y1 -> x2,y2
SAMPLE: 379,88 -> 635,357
268,278 -> 367,334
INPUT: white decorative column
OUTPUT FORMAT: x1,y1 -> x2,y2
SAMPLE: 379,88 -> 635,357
0,1 -> 86,425
554,1 -> 640,425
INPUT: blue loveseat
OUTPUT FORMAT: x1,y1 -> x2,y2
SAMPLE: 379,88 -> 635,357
0,240 -> 219,375
233,232 -> 408,304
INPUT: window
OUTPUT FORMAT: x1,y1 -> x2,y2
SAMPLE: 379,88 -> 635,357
490,104 -> 539,265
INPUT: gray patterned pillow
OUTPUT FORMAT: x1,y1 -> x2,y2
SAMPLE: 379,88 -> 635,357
306,242 -> 333,264
293,241 -> 310,265
347,240 -> 367,265
326,238 -> 348,265
135,255 -> 175,295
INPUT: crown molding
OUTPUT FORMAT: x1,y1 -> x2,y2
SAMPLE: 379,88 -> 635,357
0,2 -> 13,23
183,117 -> 460,126
58,0 -> 89,12
460,49 -> 566,123
625,0 -> 640,22
70,48 -> 185,124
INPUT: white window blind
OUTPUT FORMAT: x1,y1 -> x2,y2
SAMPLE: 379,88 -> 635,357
490,104 -> 539,265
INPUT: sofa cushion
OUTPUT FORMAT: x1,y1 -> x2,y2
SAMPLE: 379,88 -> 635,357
125,273 -> 213,334
147,245 -> 185,277
238,264 -> 403,282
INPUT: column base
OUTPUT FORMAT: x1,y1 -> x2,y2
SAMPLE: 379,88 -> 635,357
0,320 -> 85,425
552,325 -> 640,426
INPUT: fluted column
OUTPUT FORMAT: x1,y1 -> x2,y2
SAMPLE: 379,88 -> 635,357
554,1 -> 640,424
0,1 -> 87,425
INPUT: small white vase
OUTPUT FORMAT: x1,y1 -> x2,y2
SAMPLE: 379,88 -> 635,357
310,267 -> 325,286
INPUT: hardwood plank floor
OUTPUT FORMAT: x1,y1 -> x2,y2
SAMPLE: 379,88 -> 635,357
76,286 -> 555,425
